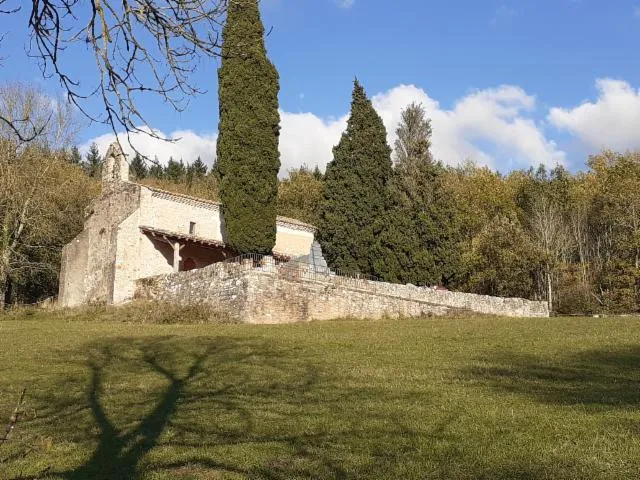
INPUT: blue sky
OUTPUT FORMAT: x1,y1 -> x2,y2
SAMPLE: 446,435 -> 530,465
1,0 -> 640,174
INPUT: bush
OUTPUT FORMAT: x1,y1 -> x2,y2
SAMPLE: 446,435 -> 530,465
53,302 -> 237,324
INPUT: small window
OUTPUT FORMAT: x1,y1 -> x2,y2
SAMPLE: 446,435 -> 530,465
189,222 -> 196,235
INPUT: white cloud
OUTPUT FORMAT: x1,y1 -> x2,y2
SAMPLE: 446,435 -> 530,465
279,83 -> 564,173
84,83 -> 566,177
491,5 -> 517,28
81,127 -> 217,167
371,84 -> 564,169
335,0 -> 355,8
548,78 -> 640,152
279,111 -> 346,173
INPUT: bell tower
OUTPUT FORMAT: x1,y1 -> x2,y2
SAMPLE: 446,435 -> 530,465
102,142 -> 130,194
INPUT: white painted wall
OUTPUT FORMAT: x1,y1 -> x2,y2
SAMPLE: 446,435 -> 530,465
273,224 -> 315,258
137,234 -> 175,280
139,188 -> 224,240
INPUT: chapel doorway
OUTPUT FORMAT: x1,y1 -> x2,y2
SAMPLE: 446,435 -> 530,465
183,258 -> 197,271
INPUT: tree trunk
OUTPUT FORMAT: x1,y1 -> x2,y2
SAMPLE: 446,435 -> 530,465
0,249 -> 11,310
546,264 -> 553,314
3,276 -> 12,308
0,267 -> 7,311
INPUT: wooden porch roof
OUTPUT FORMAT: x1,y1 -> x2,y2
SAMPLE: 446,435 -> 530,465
139,225 -> 293,260
140,226 -> 227,250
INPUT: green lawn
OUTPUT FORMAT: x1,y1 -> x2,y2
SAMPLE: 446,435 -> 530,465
1,309 -> 640,479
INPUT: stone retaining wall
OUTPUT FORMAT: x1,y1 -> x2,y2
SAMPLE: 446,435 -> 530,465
134,261 -> 549,323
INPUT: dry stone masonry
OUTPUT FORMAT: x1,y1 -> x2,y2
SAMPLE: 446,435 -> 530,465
135,259 -> 549,323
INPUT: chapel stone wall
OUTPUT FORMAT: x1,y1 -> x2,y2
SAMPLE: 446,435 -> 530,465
134,261 -> 549,323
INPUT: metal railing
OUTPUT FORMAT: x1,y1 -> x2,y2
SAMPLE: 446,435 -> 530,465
220,253 -> 380,289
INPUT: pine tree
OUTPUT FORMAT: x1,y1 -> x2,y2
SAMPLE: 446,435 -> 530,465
216,0 -> 280,254
165,157 -> 186,182
312,165 -> 324,181
186,157 -> 206,186
129,152 -> 148,180
318,80 -> 393,276
69,146 -> 82,165
190,156 -> 208,178
84,143 -> 102,178
148,156 -> 164,179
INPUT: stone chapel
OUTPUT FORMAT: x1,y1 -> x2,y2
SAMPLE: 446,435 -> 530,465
59,143 -> 318,307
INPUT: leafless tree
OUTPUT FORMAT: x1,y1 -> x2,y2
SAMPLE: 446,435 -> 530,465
529,196 -> 572,312
0,83 -> 78,150
0,0 -> 227,144
0,84 -> 98,308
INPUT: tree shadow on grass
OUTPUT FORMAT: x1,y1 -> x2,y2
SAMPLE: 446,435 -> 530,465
465,345 -> 640,408
66,340 -> 211,479
15,337 -> 634,479
17,335 -> 411,479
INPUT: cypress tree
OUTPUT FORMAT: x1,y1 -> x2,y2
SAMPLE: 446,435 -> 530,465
216,0 -> 280,254
382,102 -> 462,286
318,80 -> 393,276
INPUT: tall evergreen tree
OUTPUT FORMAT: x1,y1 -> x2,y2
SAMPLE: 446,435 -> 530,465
186,156 -> 208,186
147,156 -> 163,179
318,80 -> 393,276
84,142 -> 102,177
216,0 -> 280,254
129,152 -> 148,180
312,165 -> 324,181
383,103 -> 462,286
394,102 -> 432,170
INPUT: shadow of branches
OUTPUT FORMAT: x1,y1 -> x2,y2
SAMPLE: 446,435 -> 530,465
15,335 -> 427,479
465,345 -> 640,408
10,336 -> 640,479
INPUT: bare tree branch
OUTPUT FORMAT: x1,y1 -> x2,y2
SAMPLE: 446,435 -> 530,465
0,389 -> 26,445
1,1 -> 227,149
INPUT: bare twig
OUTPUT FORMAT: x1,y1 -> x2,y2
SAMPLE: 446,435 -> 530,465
1,389 -> 26,445
21,0 -> 227,150
0,1 -> 228,154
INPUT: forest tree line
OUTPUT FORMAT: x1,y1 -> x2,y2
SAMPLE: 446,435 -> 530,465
282,147 -> 640,316
2,82 -> 640,315
282,83 -> 640,316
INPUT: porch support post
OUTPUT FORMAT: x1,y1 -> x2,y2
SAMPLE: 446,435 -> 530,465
173,241 -> 181,273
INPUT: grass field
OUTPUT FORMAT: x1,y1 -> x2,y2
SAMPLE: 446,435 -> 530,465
1,308 -> 640,479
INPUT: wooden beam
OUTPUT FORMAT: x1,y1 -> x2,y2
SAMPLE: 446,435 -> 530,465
173,241 -> 181,273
